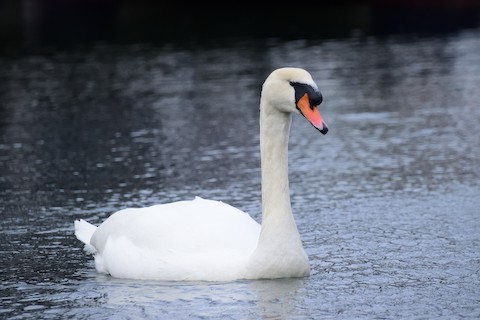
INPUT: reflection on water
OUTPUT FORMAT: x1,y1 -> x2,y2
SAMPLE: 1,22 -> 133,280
61,276 -> 304,319
1,29 -> 479,319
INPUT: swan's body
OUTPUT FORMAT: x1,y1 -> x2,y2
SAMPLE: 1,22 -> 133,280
74,67 -> 328,281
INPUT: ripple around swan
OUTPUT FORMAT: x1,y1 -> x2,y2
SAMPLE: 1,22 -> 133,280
1,29 -> 480,319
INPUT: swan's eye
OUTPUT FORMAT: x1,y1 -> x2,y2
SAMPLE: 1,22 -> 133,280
289,82 -> 323,109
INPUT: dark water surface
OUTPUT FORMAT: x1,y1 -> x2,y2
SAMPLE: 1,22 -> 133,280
1,29 -> 479,319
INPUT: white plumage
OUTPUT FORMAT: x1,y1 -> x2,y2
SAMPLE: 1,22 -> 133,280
76,197 -> 259,280
74,67 -> 328,281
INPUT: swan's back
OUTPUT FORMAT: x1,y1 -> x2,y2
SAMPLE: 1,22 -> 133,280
88,197 -> 261,281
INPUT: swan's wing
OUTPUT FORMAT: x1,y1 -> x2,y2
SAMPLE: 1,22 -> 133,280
91,197 -> 260,256
88,197 -> 261,280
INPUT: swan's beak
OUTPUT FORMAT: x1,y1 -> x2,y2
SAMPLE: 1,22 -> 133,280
296,93 -> 328,135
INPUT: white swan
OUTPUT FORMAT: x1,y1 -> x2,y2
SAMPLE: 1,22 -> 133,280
74,67 -> 328,281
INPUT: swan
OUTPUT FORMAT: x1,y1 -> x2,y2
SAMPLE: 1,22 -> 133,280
74,67 -> 328,281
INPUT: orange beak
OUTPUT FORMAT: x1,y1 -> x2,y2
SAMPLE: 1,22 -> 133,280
296,93 -> 328,134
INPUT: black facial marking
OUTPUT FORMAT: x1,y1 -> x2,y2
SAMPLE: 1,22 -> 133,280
290,82 -> 323,109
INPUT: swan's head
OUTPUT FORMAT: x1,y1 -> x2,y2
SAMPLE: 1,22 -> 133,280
261,67 -> 328,135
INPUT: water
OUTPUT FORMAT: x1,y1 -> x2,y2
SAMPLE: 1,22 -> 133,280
1,29 -> 480,319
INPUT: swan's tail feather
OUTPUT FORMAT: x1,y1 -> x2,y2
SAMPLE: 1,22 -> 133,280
74,219 -> 97,254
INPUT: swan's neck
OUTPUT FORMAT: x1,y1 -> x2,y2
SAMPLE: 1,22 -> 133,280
246,101 -> 310,279
260,107 -> 293,226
